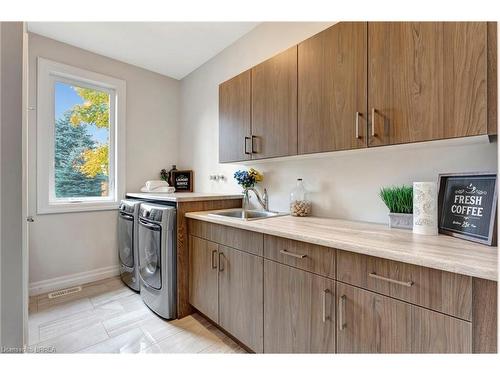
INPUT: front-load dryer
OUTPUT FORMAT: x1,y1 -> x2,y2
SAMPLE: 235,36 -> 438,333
118,199 -> 141,291
138,202 -> 177,319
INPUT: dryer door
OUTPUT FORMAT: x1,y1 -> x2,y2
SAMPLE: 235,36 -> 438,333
118,212 -> 134,268
138,219 -> 162,290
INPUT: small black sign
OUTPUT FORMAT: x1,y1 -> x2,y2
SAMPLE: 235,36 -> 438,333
172,170 -> 193,192
438,173 -> 497,246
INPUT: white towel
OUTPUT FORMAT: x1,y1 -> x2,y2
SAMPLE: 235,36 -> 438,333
145,180 -> 169,191
140,186 -> 176,193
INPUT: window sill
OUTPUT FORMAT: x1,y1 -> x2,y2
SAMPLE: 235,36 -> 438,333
37,202 -> 120,215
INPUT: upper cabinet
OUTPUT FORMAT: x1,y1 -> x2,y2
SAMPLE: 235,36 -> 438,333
218,22 -> 495,162
219,70 -> 251,163
298,22 -> 367,154
368,22 -> 488,147
252,46 -> 298,159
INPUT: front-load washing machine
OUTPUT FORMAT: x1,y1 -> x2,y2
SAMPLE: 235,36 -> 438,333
118,199 -> 141,291
137,202 -> 177,319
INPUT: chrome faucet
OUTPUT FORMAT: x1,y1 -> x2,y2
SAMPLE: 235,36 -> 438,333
243,187 -> 269,211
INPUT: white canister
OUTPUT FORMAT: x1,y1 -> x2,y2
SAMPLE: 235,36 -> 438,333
413,182 -> 438,236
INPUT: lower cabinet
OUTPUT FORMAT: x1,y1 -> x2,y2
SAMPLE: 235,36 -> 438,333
189,235 -> 264,353
218,245 -> 264,353
336,282 -> 472,353
264,260 -> 336,353
189,223 -> 480,354
188,236 -> 219,323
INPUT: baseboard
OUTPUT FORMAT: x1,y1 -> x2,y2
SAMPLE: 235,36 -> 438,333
29,265 -> 120,296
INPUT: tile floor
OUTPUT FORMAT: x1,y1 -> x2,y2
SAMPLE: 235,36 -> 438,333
28,277 -> 246,354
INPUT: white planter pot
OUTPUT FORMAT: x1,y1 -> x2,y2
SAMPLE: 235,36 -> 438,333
388,213 -> 413,230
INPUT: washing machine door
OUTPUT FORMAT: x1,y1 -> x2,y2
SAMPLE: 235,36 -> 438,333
118,212 -> 134,268
138,219 -> 162,290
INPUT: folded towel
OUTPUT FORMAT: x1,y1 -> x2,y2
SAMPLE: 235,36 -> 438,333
145,180 -> 169,191
140,186 -> 175,193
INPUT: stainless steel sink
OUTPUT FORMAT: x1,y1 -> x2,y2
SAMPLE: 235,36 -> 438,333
208,208 -> 287,221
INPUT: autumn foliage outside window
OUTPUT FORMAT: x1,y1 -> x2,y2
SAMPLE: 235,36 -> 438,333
54,82 -> 111,199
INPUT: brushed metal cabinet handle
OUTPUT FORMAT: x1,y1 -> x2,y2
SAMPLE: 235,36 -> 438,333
355,111 -> 361,139
251,135 -> 257,154
211,249 -> 217,269
322,289 -> 331,323
371,108 -> 377,137
218,252 -> 224,272
244,136 -> 251,155
368,272 -> 414,287
339,295 -> 346,331
280,249 -> 307,259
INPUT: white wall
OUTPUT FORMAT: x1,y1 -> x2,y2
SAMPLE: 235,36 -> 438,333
1,22 -> 25,348
179,22 -> 498,224
28,34 -> 180,286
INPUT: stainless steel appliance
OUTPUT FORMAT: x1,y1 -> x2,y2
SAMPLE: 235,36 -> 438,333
118,199 -> 141,291
138,202 -> 177,319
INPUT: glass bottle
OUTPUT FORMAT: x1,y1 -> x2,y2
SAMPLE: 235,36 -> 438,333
290,179 -> 311,217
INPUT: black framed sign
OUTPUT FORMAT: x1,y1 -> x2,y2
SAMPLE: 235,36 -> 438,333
172,170 -> 193,192
438,172 -> 497,246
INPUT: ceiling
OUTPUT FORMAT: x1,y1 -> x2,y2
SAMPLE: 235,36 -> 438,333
27,22 -> 259,80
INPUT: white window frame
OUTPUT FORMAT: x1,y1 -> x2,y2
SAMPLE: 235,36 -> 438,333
37,58 -> 126,214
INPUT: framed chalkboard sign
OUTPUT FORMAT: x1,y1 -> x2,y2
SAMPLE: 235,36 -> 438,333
438,172 -> 497,246
171,170 -> 193,192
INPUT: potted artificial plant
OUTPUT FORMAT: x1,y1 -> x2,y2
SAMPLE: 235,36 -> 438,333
379,185 -> 413,229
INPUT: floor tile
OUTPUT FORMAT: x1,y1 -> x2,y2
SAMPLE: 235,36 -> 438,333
139,316 -> 183,343
35,322 -> 109,354
79,328 -> 155,353
102,304 -> 155,337
29,298 -> 94,327
90,286 -> 136,307
29,277 -> 245,354
38,300 -> 125,342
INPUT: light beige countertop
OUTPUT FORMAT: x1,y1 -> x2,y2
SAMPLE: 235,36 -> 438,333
185,210 -> 498,281
126,192 -> 243,203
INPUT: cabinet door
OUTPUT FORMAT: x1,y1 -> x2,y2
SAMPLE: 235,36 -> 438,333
298,22 -> 367,154
188,236 -> 219,322
251,46 -> 297,159
368,22 -> 487,146
264,260 -> 335,353
219,70 -> 251,162
218,245 -> 263,352
337,282 -> 472,353
337,282 -> 412,353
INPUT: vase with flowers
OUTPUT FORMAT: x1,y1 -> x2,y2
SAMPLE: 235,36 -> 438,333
233,168 -> 267,210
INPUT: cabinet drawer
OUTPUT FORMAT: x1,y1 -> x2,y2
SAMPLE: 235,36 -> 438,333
337,250 -> 472,320
264,235 -> 335,279
188,219 -> 263,256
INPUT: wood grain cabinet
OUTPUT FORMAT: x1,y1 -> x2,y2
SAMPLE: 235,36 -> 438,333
189,220 -> 496,353
368,22 -> 488,146
298,22 -> 367,154
218,245 -> 264,353
337,250 -> 472,320
219,70 -> 251,163
219,22 -> 495,161
264,260 -> 335,353
251,46 -> 298,159
188,235 -> 264,353
188,236 -> 219,322
336,282 -> 472,353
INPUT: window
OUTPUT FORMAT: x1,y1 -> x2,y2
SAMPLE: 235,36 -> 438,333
37,58 -> 125,213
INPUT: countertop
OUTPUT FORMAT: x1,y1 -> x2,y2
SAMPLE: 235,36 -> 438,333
185,210 -> 498,281
126,192 -> 243,203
